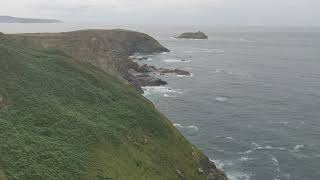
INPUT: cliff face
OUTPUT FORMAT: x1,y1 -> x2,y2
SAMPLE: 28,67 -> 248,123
1,31 -> 227,180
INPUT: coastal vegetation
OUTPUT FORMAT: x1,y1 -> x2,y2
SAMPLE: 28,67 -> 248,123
0,31 -> 226,179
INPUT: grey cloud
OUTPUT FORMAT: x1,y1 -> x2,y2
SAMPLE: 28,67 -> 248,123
0,0 -> 319,26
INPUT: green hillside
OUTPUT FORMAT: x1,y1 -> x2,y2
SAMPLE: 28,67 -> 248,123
0,33 -> 226,180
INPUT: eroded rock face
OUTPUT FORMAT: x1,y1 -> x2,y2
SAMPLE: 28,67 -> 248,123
176,31 -> 208,39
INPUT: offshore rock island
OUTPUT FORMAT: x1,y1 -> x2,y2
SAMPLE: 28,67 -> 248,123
0,30 -> 227,180
176,31 -> 208,39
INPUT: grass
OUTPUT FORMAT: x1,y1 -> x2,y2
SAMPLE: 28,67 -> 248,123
0,34 -> 208,180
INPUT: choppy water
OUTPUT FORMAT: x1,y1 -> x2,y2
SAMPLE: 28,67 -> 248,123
140,28 -> 320,180
1,24 -> 320,180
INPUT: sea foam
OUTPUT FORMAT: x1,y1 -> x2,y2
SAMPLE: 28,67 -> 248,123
215,97 -> 228,102
142,86 -> 183,97
173,123 -> 199,132
163,59 -> 190,63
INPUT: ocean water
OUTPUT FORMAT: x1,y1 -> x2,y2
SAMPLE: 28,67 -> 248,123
142,28 -> 320,180
1,24 -> 320,180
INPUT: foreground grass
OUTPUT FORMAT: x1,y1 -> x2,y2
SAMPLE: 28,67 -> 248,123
0,34 -> 209,179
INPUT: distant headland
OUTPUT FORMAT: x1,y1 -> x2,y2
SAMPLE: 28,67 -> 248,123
0,15 -> 62,23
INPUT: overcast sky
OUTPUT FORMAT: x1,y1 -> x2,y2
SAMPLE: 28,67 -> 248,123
1,0 -> 320,26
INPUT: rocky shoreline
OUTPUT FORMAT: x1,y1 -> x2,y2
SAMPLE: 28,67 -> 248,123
127,54 -> 192,93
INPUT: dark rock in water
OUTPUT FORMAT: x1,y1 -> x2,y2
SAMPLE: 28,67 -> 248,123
174,69 -> 191,76
158,68 -> 191,76
132,56 -> 149,61
176,31 -> 208,39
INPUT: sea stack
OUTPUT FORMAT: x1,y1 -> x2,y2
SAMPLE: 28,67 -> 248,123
176,31 -> 208,39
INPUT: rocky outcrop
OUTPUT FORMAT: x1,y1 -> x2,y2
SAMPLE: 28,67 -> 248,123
158,68 -> 191,76
199,157 -> 227,180
176,31 -> 208,39
125,70 -> 167,93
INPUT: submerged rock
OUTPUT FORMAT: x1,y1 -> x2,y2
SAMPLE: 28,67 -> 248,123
174,69 -> 191,76
158,68 -> 191,76
176,31 -> 208,39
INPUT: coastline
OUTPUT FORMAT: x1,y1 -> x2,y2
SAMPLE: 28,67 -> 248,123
1,29 -> 227,180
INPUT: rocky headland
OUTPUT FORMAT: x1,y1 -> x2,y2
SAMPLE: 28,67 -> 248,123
3,30 -> 227,179
11,29 -> 191,93
176,31 -> 208,39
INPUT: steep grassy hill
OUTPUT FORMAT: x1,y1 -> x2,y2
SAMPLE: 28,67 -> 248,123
11,29 -> 169,79
0,33 -> 226,180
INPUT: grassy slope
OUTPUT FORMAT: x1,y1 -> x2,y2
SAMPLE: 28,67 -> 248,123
0,34 -> 210,179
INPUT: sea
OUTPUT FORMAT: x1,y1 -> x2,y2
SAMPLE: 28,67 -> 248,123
1,23 -> 320,180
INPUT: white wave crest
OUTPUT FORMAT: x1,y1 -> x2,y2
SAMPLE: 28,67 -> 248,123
240,156 -> 255,161
142,86 -> 183,97
184,49 -> 225,53
211,159 -> 252,180
271,155 -> 281,180
293,144 -> 304,152
173,123 -> 199,132
238,150 -> 253,155
215,97 -> 228,102
163,59 -> 190,63
251,142 -> 286,151
227,171 -> 252,180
